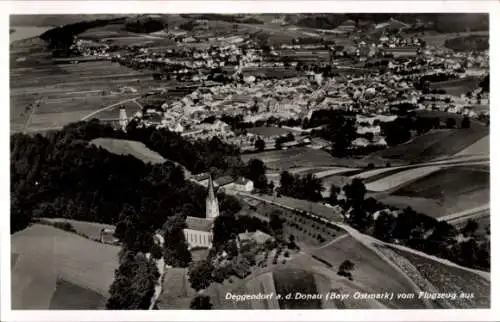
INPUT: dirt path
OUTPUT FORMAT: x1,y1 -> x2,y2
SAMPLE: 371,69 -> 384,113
81,96 -> 141,121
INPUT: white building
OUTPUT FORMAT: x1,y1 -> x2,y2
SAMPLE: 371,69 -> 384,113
232,177 -> 254,192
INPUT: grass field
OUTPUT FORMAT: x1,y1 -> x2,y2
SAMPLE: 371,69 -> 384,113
11,224 -> 120,309
242,147 -> 339,172
91,138 -> 166,164
302,235 -> 427,309
49,278 -> 106,309
273,268 -> 321,309
38,218 -> 115,241
372,128 -> 488,163
393,166 -> 489,200
390,247 -> 490,308
365,165 -> 443,192
10,26 -> 53,43
455,135 -> 489,156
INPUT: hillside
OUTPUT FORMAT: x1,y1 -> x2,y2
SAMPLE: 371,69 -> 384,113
11,224 -> 120,309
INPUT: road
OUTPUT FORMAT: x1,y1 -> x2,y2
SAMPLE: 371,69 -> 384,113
80,96 -> 141,121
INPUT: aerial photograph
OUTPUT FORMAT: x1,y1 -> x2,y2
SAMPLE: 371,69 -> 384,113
9,13 -> 489,310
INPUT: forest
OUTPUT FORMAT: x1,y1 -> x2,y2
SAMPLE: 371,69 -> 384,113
10,119 -> 244,235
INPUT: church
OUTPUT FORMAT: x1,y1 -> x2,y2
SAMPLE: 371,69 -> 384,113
183,175 -> 219,249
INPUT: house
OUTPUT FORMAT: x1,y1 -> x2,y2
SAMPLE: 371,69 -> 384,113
238,230 -> 272,245
100,228 -> 120,245
233,177 -> 254,192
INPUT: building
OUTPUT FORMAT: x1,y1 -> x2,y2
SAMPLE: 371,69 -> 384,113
183,175 -> 219,249
119,108 -> 128,132
233,177 -> 254,192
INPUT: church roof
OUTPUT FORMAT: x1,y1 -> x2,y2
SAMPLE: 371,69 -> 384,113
185,216 -> 213,232
215,175 -> 235,187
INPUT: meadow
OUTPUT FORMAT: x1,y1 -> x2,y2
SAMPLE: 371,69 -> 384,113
302,235 -> 428,309
11,224 -> 120,309
393,166 -> 489,200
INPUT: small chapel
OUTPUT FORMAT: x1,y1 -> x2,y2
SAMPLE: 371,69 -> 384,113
183,175 -> 219,249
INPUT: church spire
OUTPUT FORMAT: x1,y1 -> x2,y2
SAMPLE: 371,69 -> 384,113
206,175 -> 219,219
207,175 -> 216,201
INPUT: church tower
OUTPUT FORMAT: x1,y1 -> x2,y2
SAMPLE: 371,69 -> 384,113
119,107 -> 128,132
206,175 -> 220,219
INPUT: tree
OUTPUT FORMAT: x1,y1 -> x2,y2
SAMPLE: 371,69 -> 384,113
461,116 -> 471,129
163,214 -> 192,267
106,252 -> 159,309
348,206 -> 373,232
245,158 -> 268,190
328,184 -> 340,205
190,295 -> 213,310
373,211 -> 395,241
446,117 -> 456,129
461,219 -> 479,237
274,139 -> 283,150
188,259 -> 214,291
269,211 -> 284,241
338,260 -> 355,280
212,212 -> 238,248
268,181 -> 275,195
10,196 -> 31,234
343,178 -> 366,207
254,137 -> 265,151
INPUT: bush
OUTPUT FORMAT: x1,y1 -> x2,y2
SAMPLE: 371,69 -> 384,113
53,221 -> 77,234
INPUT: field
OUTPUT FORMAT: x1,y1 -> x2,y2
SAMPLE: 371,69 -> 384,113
10,39 -> 162,133
455,135 -> 489,156
272,268 -> 321,309
242,147 -> 340,172
393,166 -> 489,200
91,138 -> 166,164
11,224 -> 120,309
49,278 -> 106,309
429,77 -> 482,97
297,235 -> 428,309
90,138 -> 192,177
390,247 -> 490,308
420,31 -> 489,48
371,164 -> 490,218
38,218 -> 116,241
371,128 -> 488,163
365,165 -> 443,192
158,268 -> 196,309
10,26 -> 53,43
